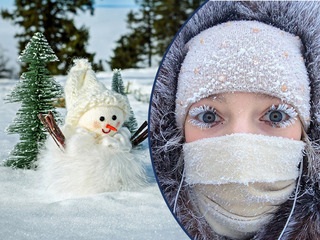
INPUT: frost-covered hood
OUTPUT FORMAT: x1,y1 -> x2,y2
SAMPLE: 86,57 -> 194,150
150,1 -> 320,239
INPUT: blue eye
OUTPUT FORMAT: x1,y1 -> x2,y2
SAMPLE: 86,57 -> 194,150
198,111 -> 216,123
267,110 -> 285,123
188,105 -> 221,129
263,104 -> 298,128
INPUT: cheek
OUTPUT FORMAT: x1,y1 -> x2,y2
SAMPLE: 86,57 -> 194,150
185,125 -> 199,143
288,120 -> 303,140
287,128 -> 302,140
184,119 -> 210,143
116,121 -> 120,128
93,121 -> 102,129
272,121 -> 302,140
258,119 -> 303,140
184,117 -> 226,143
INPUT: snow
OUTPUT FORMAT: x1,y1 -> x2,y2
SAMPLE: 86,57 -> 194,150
0,68 -> 188,239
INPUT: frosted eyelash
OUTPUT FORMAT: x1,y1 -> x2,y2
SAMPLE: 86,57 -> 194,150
270,104 -> 298,118
188,119 -> 213,129
188,105 -> 216,129
269,104 -> 298,128
188,105 -> 215,117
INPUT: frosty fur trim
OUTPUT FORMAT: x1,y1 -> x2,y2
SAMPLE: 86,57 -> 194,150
64,59 -> 130,127
184,133 -> 305,185
176,21 -> 310,129
150,1 -> 320,239
303,134 -> 320,183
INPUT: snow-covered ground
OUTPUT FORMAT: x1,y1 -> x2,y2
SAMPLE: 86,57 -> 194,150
0,68 -> 189,240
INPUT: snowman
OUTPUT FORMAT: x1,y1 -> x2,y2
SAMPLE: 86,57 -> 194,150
38,59 -> 146,197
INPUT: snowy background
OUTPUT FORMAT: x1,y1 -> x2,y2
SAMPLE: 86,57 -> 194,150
0,69 -> 189,239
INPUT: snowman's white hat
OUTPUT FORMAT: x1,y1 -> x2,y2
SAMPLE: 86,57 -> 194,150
64,59 -> 130,127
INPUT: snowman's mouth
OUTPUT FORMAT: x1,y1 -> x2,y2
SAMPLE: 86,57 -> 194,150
102,124 -> 118,134
102,129 -> 111,134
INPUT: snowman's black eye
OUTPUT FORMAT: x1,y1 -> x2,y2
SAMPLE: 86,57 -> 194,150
100,116 -> 105,122
112,115 -> 117,121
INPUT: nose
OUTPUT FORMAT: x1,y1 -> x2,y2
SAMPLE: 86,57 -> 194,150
226,116 -> 259,135
106,124 -> 117,131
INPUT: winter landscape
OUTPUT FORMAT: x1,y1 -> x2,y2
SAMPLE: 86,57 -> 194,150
0,68 -> 189,239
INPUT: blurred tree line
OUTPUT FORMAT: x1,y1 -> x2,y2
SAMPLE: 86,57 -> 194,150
0,0 -> 204,77
0,46 -> 13,78
1,0 -> 101,75
108,0 -> 204,69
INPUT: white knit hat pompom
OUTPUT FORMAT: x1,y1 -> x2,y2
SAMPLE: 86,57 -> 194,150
64,59 -> 130,127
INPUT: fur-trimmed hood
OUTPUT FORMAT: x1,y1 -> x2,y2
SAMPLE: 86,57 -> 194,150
150,1 -> 320,239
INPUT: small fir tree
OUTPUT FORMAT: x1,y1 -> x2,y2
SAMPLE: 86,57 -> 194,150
5,32 -> 63,169
112,69 -> 126,95
111,69 -> 138,135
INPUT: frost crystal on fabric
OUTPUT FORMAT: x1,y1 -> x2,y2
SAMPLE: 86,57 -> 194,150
176,21 -> 310,129
183,133 -> 305,184
183,133 -> 306,239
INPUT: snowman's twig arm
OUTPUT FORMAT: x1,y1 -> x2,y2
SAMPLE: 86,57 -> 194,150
46,111 -> 65,148
38,111 -> 65,150
132,129 -> 148,146
131,121 -> 148,146
130,121 -> 147,141
38,113 -> 59,147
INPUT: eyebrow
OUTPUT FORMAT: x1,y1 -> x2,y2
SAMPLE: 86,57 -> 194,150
256,93 -> 278,100
211,93 -> 279,102
211,94 -> 225,102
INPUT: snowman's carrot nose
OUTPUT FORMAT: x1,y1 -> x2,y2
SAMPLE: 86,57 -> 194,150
106,124 -> 117,131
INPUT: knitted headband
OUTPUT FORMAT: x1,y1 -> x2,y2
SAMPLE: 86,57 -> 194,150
175,21 -> 310,129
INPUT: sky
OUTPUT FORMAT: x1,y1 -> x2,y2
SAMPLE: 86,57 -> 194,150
0,0 -> 139,74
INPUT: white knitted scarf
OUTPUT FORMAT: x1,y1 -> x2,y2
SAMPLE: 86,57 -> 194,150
183,133 -> 305,239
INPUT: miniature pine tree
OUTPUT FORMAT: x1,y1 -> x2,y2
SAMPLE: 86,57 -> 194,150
5,32 -> 63,169
111,69 -> 138,135
111,69 -> 126,95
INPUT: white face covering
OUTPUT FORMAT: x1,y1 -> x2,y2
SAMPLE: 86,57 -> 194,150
183,133 -> 305,239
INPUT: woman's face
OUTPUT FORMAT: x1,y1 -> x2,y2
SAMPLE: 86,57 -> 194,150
185,92 -> 302,143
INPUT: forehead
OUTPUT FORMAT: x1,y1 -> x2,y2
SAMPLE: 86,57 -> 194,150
205,92 -> 280,103
188,92 -> 286,110
87,106 -> 123,114
79,106 -> 125,121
